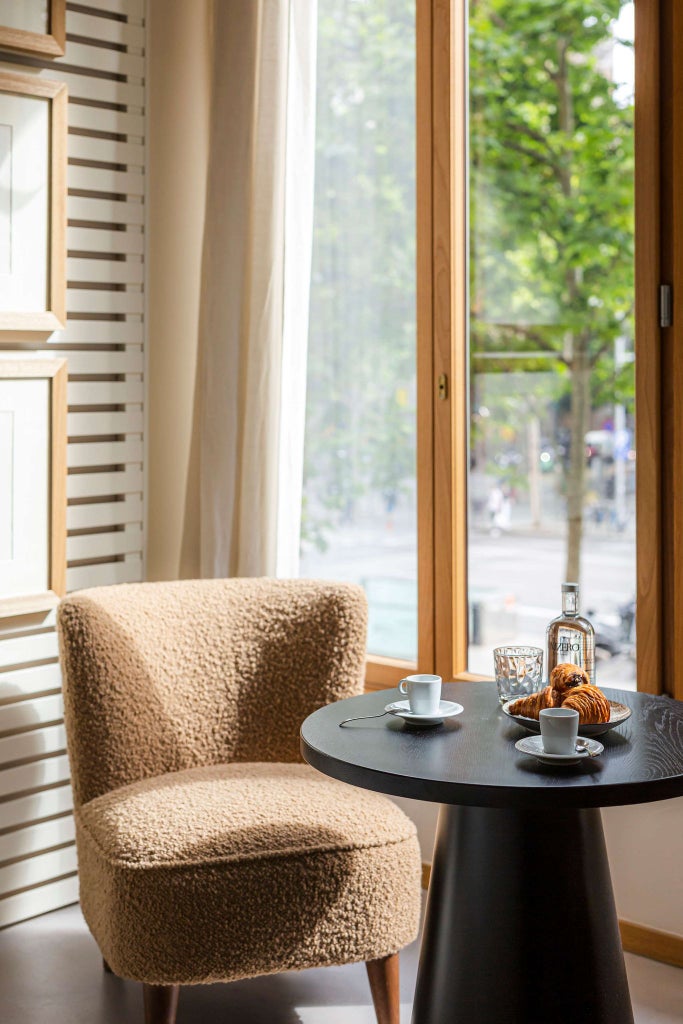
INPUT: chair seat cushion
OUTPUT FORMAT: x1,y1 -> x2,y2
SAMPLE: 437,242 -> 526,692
76,763 -> 421,984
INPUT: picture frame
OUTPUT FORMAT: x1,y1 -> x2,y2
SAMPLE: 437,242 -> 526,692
0,358 -> 67,618
0,72 -> 67,331
0,1 -> 65,59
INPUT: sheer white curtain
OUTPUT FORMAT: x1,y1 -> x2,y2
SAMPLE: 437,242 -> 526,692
198,0 -> 317,578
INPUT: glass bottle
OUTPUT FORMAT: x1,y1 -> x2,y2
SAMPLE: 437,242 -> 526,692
546,583 -> 596,684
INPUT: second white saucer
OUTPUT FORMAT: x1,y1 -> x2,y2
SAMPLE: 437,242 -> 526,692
515,734 -> 604,765
385,699 -> 464,726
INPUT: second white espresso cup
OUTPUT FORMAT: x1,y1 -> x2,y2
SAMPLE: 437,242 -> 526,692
539,707 -> 579,755
398,673 -> 442,715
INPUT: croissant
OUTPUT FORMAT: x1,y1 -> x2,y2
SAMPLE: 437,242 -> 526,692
508,685 -> 558,720
561,684 -> 611,724
550,663 -> 590,694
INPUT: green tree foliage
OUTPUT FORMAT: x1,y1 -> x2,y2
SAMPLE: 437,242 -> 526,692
470,0 -> 634,579
302,0 -> 634,585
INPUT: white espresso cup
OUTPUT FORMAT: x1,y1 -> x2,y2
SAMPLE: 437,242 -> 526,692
398,674 -> 442,715
539,707 -> 579,755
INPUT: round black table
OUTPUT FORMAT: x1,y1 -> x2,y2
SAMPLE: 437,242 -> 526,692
300,682 -> 683,1024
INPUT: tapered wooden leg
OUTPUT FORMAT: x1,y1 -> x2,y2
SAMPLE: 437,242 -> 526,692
366,953 -> 400,1024
102,958 -> 113,974
143,984 -> 180,1024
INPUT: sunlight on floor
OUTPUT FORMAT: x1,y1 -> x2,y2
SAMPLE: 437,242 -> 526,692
296,1004 -> 413,1024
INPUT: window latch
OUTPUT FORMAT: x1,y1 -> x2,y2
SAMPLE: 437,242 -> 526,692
660,284 -> 672,328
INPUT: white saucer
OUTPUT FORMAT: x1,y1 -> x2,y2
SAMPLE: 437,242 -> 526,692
515,734 -> 604,765
385,699 -> 464,726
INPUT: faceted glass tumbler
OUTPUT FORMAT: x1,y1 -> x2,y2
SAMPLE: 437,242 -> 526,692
493,646 -> 544,705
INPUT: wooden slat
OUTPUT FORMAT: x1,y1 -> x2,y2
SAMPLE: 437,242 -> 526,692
52,320 -> 144,344
66,438 -> 143,468
68,380 -> 144,406
67,196 -> 144,227
67,165 -> 145,196
67,410 -> 144,437
0,875 -> 79,929
67,496 -> 143,530
67,135 -> 144,167
61,68 -> 144,108
0,64 -> 145,108
0,725 -> 67,768
66,557 -> 143,592
0,817 -> 75,865
60,41 -> 145,79
67,11 -> 146,50
69,103 -> 144,138
67,257 -> 144,285
46,349 -> 143,375
78,0 -> 145,19
0,695 -> 63,736
67,289 -> 144,316
67,468 -> 143,500
0,634 -> 59,671
0,665 -> 62,703
0,770 -> 71,811
0,847 -> 78,896
67,524 -> 143,561
0,613 -> 57,641
67,226 -> 144,256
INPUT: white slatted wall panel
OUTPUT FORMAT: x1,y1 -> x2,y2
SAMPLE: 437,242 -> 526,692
0,0 -> 145,928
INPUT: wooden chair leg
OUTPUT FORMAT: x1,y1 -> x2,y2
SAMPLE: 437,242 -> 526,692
366,953 -> 400,1024
143,984 -> 180,1024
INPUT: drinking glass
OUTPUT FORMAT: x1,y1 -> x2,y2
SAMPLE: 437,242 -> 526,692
493,646 -> 544,705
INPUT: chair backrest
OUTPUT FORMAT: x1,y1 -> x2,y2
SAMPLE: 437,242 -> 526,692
58,578 -> 367,807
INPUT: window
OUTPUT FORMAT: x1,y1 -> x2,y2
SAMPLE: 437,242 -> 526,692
302,0 -> 681,700
467,3 -> 637,688
301,0 -> 418,673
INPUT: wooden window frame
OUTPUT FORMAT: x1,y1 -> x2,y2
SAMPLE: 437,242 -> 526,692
368,0 -> 681,701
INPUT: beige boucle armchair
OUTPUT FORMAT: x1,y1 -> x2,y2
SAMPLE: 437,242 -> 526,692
58,578 -> 422,1024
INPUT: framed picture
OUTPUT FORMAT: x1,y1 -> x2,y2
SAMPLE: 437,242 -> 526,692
0,72 -> 67,332
0,358 -> 67,617
0,1 -> 65,59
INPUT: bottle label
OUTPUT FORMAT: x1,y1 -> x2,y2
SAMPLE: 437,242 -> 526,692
550,627 -> 584,666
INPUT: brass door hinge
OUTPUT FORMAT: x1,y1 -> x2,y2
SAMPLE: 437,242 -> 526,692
438,373 -> 448,400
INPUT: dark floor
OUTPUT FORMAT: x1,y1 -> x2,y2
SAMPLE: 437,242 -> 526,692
1,903 -> 682,1023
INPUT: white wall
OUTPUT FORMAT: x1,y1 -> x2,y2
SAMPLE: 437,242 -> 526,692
393,793 -> 683,937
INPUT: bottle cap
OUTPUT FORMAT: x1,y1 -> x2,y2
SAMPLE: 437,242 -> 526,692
561,582 -> 579,592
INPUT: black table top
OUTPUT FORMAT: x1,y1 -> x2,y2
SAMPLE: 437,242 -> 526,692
300,682 -> 683,810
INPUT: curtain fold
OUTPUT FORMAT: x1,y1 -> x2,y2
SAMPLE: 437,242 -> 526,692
198,0 -> 317,578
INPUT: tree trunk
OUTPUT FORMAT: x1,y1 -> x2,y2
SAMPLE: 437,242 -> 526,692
555,39 -> 589,585
565,337 -> 590,583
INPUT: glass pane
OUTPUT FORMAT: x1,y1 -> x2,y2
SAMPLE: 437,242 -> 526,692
468,2 -> 636,688
300,0 -> 417,661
